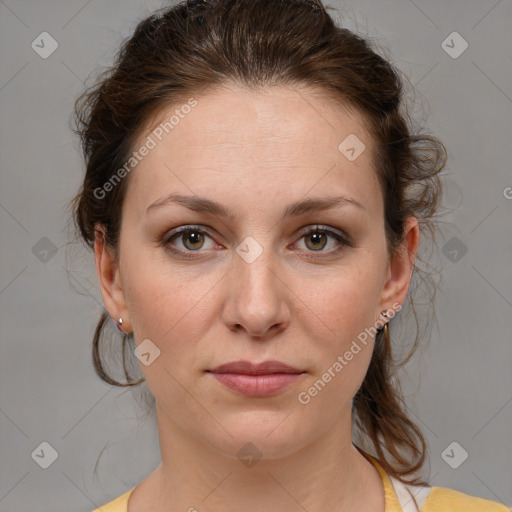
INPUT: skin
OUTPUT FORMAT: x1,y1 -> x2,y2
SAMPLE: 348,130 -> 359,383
94,84 -> 419,512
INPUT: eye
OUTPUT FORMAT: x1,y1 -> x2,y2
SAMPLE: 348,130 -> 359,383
294,225 -> 350,255
162,226 -> 218,257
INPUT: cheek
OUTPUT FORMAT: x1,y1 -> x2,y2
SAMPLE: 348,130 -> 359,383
296,264 -> 383,395
121,260 -> 223,402
124,261 -> 220,347
295,284 -> 377,420
303,265 -> 383,346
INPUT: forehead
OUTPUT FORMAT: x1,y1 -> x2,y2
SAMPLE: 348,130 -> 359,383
141,84 -> 372,158
125,84 -> 381,218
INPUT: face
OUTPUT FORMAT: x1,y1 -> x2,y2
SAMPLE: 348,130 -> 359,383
95,84 -> 417,461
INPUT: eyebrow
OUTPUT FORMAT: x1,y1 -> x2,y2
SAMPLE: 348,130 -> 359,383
145,193 -> 365,219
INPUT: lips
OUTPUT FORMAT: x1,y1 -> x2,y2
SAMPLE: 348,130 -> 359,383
207,360 -> 305,397
208,360 -> 303,375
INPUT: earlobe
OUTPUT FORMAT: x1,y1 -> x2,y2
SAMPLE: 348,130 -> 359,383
94,225 -> 132,332
379,216 -> 419,311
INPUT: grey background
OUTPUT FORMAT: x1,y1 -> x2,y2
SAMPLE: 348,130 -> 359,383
0,0 -> 511,510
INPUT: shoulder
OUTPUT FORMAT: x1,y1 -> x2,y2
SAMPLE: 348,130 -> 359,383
423,486 -> 510,512
92,488 -> 133,512
368,454 -> 510,512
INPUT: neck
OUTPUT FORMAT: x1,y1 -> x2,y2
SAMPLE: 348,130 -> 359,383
133,402 -> 385,512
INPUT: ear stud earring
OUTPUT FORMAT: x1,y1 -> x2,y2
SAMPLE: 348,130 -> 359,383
377,310 -> 391,333
115,317 -> 124,333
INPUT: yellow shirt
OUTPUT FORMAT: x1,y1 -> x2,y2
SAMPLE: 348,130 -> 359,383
93,456 -> 510,511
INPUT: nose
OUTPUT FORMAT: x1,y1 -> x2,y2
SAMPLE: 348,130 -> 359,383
222,243 -> 290,339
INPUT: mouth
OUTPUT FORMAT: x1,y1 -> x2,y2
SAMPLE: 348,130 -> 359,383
206,360 -> 305,397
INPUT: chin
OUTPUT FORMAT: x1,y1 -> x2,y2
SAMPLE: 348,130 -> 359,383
207,409 -> 313,462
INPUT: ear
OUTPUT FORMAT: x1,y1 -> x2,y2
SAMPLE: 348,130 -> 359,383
379,216 -> 419,312
94,225 -> 132,332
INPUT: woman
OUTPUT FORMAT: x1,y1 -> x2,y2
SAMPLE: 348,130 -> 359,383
69,0 -> 509,510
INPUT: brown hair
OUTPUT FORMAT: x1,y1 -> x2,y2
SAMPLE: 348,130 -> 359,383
68,0 -> 446,488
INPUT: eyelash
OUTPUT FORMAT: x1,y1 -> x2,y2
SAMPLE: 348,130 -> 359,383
160,224 -> 352,260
